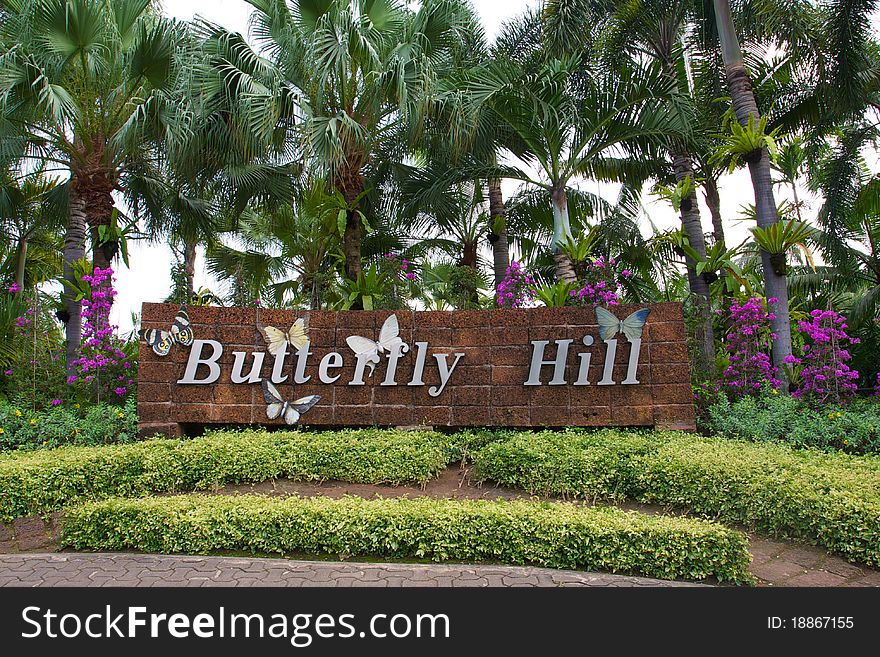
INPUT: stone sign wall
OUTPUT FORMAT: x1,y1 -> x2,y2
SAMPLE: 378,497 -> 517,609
138,302 -> 695,436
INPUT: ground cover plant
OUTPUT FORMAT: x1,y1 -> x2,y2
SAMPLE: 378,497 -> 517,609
0,428 -> 450,522
60,494 -> 754,584
472,429 -> 880,567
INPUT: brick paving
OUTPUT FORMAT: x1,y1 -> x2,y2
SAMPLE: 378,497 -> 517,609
2,515 -> 879,587
0,554 -> 696,587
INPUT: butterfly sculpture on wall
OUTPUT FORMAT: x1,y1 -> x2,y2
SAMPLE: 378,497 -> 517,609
258,318 -> 309,356
595,307 -> 651,342
260,380 -> 321,425
144,307 -> 195,356
345,314 -> 405,376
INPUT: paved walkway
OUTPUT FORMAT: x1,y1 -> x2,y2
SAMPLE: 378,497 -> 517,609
0,554 -> 697,587
3,515 -> 880,587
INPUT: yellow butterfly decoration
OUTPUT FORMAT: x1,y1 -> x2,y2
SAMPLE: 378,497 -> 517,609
258,318 -> 309,355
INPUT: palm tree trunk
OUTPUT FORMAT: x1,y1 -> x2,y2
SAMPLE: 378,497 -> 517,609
713,0 -> 793,388
551,185 -> 577,283
343,210 -> 363,282
184,239 -> 197,301
91,226 -> 112,272
673,153 -> 716,376
64,190 -> 87,377
488,178 -> 510,287
703,177 -> 726,244
14,237 -> 28,289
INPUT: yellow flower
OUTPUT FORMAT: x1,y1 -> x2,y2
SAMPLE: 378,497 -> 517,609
836,412 -> 842,418
828,413 -> 834,419
0,427 -> 4,435
74,403 -> 80,409
29,419 -> 37,426
771,389 -> 779,395
843,439 -> 849,445
14,409 -> 21,417
117,412 -> 125,419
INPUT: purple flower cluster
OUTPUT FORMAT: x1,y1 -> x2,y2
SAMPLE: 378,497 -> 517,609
569,256 -> 623,306
384,253 -> 417,282
70,266 -> 132,398
785,309 -> 860,405
496,261 -> 536,308
8,282 -> 22,294
721,297 -> 781,395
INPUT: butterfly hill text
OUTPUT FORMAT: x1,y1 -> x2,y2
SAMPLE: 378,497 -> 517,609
172,308 -> 651,394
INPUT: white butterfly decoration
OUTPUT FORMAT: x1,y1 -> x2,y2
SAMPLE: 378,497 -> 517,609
595,307 -> 651,342
144,307 -> 195,356
260,380 -> 320,425
345,314 -> 406,376
258,318 -> 309,356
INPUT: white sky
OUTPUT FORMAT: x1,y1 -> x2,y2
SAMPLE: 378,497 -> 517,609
112,0 -> 817,331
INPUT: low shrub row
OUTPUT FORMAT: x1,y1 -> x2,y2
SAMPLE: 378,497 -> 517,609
704,393 -> 880,453
60,494 -> 754,584
0,398 -> 138,450
0,428 -> 450,522
472,430 -> 880,566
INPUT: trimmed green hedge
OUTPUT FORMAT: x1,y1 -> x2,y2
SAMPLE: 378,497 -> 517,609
472,430 -> 880,566
0,428 -> 450,522
60,494 -> 754,584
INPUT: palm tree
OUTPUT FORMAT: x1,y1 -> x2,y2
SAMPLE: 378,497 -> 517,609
207,0 -> 472,288
566,0 -> 718,372
0,0 -> 190,370
711,0 -> 794,383
468,53 -> 681,283
0,170 -> 63,289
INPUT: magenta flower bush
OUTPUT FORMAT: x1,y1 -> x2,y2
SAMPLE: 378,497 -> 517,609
496,261 -> 536,308
785,309 -> 860,405
721,297 -> 781,396
569,256 -> 626,306
70,266 -> 133,402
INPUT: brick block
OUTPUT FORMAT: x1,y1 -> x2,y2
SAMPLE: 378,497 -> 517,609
529,405 -> 570,427
372,386 -> 415,406
611,405 -> 654,425
139,382 -> 171,403
138,401 -> 172,423
646,322 -> 686,343
452,311 -> 490,328
571,405 -> 612,425
412,328 -> 453,346
212,384 -> 254,405
652,342 -> 689,364
451,406 -> 493,426
490,386 -> 530,407
490,406 -> 531,427
491,346 -> 531,366
527,386 -> 570,407
412,405 -> 451,426
492,366 -> 529,385
453,365 -> 491,385
334,405 -> 374,425
452,386 -> 491,406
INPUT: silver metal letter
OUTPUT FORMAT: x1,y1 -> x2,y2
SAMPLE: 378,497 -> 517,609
293,344 -> 312,384
574,335 -> 594,386
318,352 -> 343,384
622,338 -> 643,385
270,346 -> 289,384
408,342 -> 428,386
177,339 -> 223,385
598,339 -> 617,386
231,351 -> 265,384
525,339 -> 572,386
429,352 -> 464,397
382,343 -> 410,386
